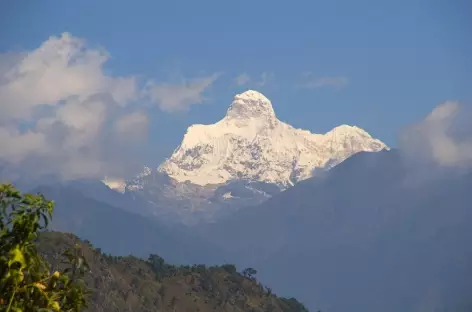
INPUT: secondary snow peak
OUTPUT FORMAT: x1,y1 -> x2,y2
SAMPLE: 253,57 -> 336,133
225,90 -> 276,121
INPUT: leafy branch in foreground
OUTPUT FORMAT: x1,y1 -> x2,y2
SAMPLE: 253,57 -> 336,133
0,183 -> 91,312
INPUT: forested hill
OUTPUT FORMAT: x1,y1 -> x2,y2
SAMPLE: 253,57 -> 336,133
37,231 -> 309,312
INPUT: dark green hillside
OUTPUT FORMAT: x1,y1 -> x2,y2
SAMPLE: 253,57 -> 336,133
37,231 -> 308,312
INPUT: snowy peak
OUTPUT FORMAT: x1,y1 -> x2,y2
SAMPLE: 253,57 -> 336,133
158,90 -> 388,187
328,124 -> 367,135
326,124 -> 375,142
225,90 -> 276,121
102,177 -> 126,193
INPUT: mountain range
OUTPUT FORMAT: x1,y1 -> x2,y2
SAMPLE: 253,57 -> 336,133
103,90 -> 388,224
28,148 -> 472,311
2,90 -> 471,311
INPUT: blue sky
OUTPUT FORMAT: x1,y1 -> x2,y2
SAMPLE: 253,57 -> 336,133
1,0 -> 471,168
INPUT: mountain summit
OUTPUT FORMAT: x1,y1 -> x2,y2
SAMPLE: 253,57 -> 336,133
225,90 -> 277,122
158,90 -> 388,187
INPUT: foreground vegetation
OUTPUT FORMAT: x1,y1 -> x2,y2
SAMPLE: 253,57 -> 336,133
0,183 -> 90,311
1,184 -> 308,312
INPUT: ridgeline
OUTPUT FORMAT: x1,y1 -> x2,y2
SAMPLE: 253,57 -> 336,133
37,231 -> 308,312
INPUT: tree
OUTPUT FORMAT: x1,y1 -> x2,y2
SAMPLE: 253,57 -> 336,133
242,267 -> 257,280
148,254 -> 173,281
220,264 -> 237,275
0,183 -> 91,311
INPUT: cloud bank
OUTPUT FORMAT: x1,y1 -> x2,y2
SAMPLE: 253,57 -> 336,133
0,33 -> 219,181
399,101 -> 472,169
144,73 -> 220,112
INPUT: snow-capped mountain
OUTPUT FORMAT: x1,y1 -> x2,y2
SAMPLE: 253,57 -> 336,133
158,90 -> 388,188
102,90 -> 388,224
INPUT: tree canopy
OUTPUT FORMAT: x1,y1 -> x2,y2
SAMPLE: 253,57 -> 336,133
0,183 -> 90,312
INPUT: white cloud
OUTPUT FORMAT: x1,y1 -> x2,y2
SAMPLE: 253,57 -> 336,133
145,73 -> 220,112
399,101 -> 472,169
235,73 -> 250,86
0,33 -> 144,180
300,73 -> 348,89
0,127 -> 47,164
0,33 -> 136,121
234,71 -> 273,88
114,110 -> 149,140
